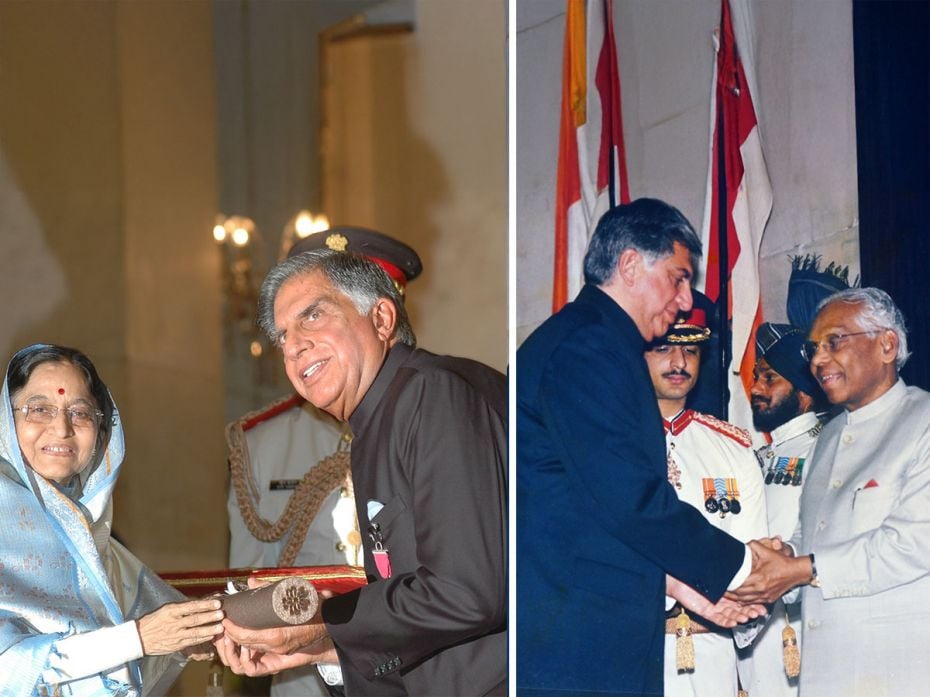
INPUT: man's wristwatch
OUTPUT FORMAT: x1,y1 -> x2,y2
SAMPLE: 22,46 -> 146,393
808,553 -> 822,588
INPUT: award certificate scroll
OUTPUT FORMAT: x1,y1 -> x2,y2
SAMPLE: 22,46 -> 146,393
159,565 -> 367,598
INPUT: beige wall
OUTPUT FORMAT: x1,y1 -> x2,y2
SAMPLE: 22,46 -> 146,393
0,0 -> 126,379
0,0 -> 225,569
115,1 -> 227,573
0,2 -> 224,692
322,0 -> 508,372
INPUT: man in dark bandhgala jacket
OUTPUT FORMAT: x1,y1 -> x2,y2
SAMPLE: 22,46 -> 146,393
518,198 -> 765,696
215,247 -> 506,697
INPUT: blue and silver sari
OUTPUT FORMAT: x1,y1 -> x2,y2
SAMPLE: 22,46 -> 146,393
0,345 -> 184,696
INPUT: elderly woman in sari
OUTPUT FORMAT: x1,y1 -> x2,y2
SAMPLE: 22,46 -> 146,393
0,344 -> 223,696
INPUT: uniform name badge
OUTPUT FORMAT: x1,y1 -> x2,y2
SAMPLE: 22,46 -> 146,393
269,479 -> 300,491
702,477 -> 742,518
368,522 -> 393,579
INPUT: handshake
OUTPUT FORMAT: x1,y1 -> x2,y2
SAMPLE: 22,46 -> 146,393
667,537 -> 814,627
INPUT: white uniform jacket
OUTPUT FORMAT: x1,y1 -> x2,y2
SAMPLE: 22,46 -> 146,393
662,409 -> 768,697
741,411 -> 823,697
791,380 -> 930,697
227,400 -> 358,568
226,399 -> 357,696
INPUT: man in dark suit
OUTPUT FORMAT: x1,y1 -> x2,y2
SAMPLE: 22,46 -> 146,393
517,198 -> 764,696
215,248 -> 507,697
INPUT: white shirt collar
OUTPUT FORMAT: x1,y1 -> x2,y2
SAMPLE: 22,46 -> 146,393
845,378 -> 906,425
769,410 -> 822,447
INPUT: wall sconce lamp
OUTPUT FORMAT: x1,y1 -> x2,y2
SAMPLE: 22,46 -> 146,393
213,214 -> 264,358
278,210 -> 330,261
213,211 -> 330,362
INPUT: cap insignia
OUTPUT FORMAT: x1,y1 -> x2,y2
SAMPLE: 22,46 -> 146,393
326,233 -> 349,252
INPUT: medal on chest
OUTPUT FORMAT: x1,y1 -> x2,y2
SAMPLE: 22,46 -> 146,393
702,477 -> 742,518
764,456 -> 805,486
367,523 -> 393,579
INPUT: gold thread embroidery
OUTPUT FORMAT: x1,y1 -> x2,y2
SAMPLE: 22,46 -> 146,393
326,233 -> 349,251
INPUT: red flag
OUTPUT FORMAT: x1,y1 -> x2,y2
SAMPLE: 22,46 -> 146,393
700,0 -> 772,430
553,0 -> 630,312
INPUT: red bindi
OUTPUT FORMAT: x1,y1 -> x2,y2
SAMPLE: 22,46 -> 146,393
58,388 -> 65,395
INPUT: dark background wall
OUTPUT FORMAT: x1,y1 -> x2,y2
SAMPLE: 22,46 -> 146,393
854,0 -> 930,390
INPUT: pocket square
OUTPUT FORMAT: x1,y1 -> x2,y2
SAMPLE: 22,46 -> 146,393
367,499 -> 385,520
863,479 -> 879,489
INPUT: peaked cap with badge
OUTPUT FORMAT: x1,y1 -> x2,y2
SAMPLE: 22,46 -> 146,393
649,292 -> 712,347
288,225 -> 423,296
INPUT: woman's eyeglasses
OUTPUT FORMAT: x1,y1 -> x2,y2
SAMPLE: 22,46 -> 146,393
14,403 -> 103,428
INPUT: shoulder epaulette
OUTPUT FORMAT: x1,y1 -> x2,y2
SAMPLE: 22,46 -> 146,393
692,412 -> 753,448
238,394 -> 304,432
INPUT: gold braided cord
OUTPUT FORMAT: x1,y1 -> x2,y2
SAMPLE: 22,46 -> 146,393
666,328 -> 711,344
226,395 -> 352,566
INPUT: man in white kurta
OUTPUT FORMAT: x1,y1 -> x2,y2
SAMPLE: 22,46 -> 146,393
739,323 -> 827,697
790,288 -> 930,697
644,311 -> 768,697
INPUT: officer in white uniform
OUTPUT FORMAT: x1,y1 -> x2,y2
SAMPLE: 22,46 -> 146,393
739,322 -> 827,697
226,226 -> 422,697
227,397 -> 356,569
643,307 -> 768,697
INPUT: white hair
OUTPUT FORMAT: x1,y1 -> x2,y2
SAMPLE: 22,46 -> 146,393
816,287 -> 909,369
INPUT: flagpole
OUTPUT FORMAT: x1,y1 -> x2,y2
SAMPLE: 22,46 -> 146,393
715,59 -> 731,421
603,0 -> 616,210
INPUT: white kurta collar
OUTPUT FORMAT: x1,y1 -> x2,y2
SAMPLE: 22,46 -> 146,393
845,378 -> 906,425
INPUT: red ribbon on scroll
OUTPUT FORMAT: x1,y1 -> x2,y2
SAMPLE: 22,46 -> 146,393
159,565 -> 367,597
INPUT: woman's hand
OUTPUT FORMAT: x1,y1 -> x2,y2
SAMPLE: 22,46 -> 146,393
137,598 -> 225,656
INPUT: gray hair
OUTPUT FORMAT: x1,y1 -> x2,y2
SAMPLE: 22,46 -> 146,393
817,287 -> 909,369
583,198 -> 703,285
257,249 -> 416,347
